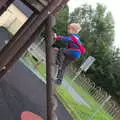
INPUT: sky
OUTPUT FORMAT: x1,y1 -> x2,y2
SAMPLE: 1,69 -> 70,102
68,0 -> 120,47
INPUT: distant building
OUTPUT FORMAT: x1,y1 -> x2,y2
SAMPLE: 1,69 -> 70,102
0,0 -> 32,35
0,0 -> 45,61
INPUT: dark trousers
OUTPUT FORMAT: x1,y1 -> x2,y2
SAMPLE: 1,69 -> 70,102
56,49 -> 76,80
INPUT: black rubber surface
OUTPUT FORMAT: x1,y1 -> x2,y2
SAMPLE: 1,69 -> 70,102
0,61 -> 73,120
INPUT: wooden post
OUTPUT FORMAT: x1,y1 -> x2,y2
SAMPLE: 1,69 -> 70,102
45,13 -> 58,120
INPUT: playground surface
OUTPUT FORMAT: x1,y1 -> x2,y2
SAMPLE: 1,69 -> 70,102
0,61 -> 73,120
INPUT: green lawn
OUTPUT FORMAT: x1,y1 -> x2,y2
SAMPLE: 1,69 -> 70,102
57,86 -> 113,120
21,52 -> 114,120
23,53 -> 46,78
64,76 -> 100,109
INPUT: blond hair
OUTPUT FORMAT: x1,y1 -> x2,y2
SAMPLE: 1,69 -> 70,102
69,23 -> 81,34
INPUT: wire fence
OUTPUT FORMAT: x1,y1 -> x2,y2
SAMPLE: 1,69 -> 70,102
70,71 -> 120,120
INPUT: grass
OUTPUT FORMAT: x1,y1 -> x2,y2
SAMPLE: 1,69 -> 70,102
64,76 -> 99,109
57,86 -> 114,120
21,52 -> 114,120
23,53 -> 46,77
64,76 -> 114,120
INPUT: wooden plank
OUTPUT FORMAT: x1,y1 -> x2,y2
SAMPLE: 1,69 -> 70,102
0,0 -> 64,76
0,0 -> 14,15
22,0 -> 48,11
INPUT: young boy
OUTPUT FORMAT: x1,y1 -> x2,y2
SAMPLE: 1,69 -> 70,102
53,23 -> 85,85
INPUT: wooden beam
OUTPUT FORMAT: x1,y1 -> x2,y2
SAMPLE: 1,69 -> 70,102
0,0 -> 64,77
0,15 -> 45,78
37,0 -> 48,6
22,0 -> 48,12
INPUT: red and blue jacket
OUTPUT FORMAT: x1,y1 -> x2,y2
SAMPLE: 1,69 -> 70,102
55,34 -> 86,59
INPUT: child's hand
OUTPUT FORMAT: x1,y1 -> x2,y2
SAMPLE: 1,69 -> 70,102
51,31 -> 57,38
52,32 -> 62,40
53,47 -> 59,51
54,33 -> 57,38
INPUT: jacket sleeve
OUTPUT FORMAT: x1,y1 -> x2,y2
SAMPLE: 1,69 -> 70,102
55,36 -> 72,42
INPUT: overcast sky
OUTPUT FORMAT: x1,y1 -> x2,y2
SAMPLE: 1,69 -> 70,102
68,0 -> 120,47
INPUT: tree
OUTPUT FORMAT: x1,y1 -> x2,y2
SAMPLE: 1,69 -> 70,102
52,5 -> 69,49
54,5 -> 69,35
69,4 -> 120,102
69,4 -> 114,54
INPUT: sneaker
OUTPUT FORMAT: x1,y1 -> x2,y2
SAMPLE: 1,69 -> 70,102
55,79 -> 62,85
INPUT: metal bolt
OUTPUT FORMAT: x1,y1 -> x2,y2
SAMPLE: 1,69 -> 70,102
48,11 -> 51,14
2,66 -> 6,70
5,40 -> 8,44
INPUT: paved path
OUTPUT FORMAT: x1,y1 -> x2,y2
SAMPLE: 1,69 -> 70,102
0,61 -> 73,120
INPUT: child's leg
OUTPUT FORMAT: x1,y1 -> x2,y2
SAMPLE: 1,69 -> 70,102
56,54 -> 76,85
57,57 -> 71,79
56,49 -> 65,67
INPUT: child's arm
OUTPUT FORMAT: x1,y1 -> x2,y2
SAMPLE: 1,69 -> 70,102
55,35 -> 72,43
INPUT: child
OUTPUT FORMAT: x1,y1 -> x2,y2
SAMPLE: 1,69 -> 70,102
53,23 -> 86,85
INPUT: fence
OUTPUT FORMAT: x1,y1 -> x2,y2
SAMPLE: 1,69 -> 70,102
72,73 -> 120,120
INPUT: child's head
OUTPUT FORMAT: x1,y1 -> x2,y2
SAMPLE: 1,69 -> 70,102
68,23 -> 81,34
